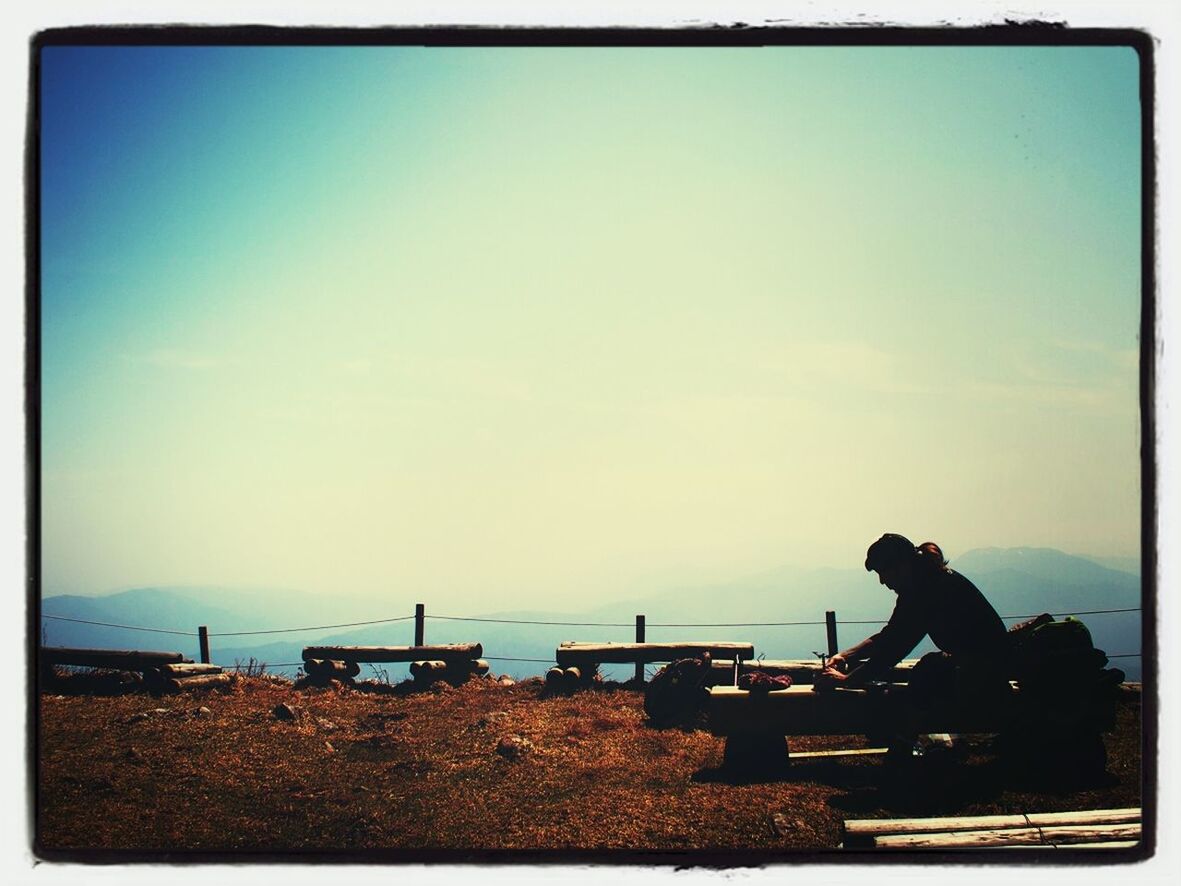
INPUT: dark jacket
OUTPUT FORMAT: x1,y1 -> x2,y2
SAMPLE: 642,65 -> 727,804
846,568 -> 1008,684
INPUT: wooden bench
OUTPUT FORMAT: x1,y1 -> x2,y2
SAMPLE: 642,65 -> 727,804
708,683 -> 1017,736
549,641 -> 755,690
708,678 -> 1122,784
842,807 -> 1141,850
40,646 -> 231,692
707,682 -> 1023,772
302,644 -> 486,685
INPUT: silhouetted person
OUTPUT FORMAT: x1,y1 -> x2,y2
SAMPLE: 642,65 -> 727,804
815,534 -> 1010,706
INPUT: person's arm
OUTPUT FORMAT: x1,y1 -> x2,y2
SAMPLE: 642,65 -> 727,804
842,595 -> 926,687
828,633 -> 881,672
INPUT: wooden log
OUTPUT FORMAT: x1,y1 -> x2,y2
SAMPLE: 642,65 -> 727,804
159,663 -> 223,677
845,808 -> 1140,842
165,673 -> 234,692
1049,841 -> 1140,849
1036,821 -> 1145,845
409,660 -> 449,678
305,659 -> 360,678
302,644 -> 482,663
563,666 -> 583,688
409,659 -> 490,679
555,641 -> 754,667
545,667 -> 565,687
41,647 -> 186,669
1027,808 -> 1140,828
873,823 -> 1141,849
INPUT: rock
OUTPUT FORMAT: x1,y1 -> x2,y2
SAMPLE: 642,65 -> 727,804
273,703 -> 299,721
316,718 -> 337,731
495,735 -> 534,761
473,711 -> 510,730
196,706 -> 213,719
127,712 -> 151,724
497,676 -> 515,687
125,747 -> 144,762
325,741 -> 335,753
152,708 -> 171,715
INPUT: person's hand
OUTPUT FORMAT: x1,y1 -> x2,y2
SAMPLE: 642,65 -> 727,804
813,667 -> 848,691
826,653 -> 848,673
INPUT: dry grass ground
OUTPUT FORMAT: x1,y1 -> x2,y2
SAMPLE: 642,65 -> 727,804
36,674 -> 1143,860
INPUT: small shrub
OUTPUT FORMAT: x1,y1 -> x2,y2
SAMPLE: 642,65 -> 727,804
233,657 -> 268,678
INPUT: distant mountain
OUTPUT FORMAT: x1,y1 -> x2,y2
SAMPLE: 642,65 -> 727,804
1085,555 -> 1141,576
40,585 -> 397,662
40,547 -> 1145,681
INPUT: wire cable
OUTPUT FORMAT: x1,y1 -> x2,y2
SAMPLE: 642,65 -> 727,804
208,614 -> 415,637
426,615 -> 636,627
40,614 -> 194,636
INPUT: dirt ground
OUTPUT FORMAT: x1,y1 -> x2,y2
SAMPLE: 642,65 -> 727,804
35,674 -> 1144,860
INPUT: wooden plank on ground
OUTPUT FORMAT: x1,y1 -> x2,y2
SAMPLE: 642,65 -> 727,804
873,823 -> 1141,849
845,808 -> 1141,842
555,641 -> 753,666
302,644 -> 482,663
1049,841 -> 1140,849
1026,809 -> 1141,828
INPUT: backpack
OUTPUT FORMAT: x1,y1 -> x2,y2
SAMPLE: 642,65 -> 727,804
1007,614 -> 1125,732
644,653 -> 712,726
1010,615 -> 1115,688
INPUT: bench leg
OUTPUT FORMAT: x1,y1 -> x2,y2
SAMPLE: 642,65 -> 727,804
723,733 -> 790,776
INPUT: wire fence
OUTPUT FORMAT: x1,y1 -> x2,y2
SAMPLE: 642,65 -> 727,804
42,605 -> 1144,637
42,600 -> 1146,679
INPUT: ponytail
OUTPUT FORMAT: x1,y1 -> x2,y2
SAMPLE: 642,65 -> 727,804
915,541 -> 949,573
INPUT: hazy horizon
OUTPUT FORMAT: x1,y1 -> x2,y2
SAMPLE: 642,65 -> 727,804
40,45 -> 1142,611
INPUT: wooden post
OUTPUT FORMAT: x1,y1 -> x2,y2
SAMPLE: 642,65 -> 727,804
414,603 -> 425,646
634,614 -> 645,684
825,610 -> 838,658
198,626 -> 210,664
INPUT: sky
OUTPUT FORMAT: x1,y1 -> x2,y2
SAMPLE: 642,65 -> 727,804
38,42 -> 1144,608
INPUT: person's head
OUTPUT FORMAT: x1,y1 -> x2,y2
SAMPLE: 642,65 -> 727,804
864,533 -> 917,592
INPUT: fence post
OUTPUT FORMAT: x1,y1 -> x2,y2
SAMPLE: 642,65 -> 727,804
415,603 -> 425,647
198,626 -> 210,664
635,614 -> 645,685
825,610 -> 838,658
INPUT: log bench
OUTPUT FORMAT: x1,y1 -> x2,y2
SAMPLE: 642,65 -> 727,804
39,647 -> 230,692
707,680 -> 1117,780
301,644 -> 485,685
707,682 -> 1023,773
551,641 -> 756,691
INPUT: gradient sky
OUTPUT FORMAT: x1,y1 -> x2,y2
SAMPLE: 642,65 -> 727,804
39,44 -> 1143,607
